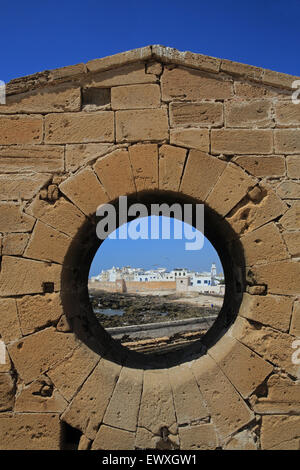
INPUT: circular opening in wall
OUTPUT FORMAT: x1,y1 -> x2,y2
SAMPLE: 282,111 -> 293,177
88,215 -> 225,356
61,191 -> 246,368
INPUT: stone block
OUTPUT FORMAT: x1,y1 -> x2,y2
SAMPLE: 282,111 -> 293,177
0,298 -> 22,343
15,376 -> 67,413
261,415 -> 300,450
2,233 -> 29,255
24,221 -> 71,264
128,143 -> 158,191
0,173 -> 51,200
170,128 -> 209,151
233,155 -> 285,177
275,102 -> 300,126
0,115 -> 43,144
0,202 -> 35,233
211,129 -> 273,155
225,100 -> 272,127
283,231 -> 300,257
65,143 -> 114,172
274,129 -> 300,154
17,293 -> 63,335
116,109 -> 168,142
0,145 -> 64,173
170,102 -> 223,127
0,373 -> 15,411
92,425 -> 135,450
159,144 -> 187,192
111,84 -> 160,109
178,424 -> 218,450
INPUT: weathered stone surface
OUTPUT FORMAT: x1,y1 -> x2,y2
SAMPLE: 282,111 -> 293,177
65,143 -> 114,172
224,429 -> 258,450
274,129 -> 300,154
286,155 -> 300,178
94,149 -> 136,199
239,292 -> 293,332
161,67 -> 232,101
135,427 -> 157,449
191,355 -> 254,440
0,413 -> 62,450
61,359 -> 121,440
17,293 -> 63,335
0,203 -> 35,233
47,345 -> 100,402
159,145 -> 187,192
78,434 -> 91,450
103,367 -> 143,432
283,231 -> 300,257
178,424 -> 218,450
0,298 -> 22,343
128,144 -> 158,191
116,109 -> 168,142
206,163 -> 255,216
208,335 -> 273,398
8,327 -> 78,384
261,415 -> 300,450
251,374 -> 300,414
277,181 -> 300,199
170,102 -> 223,127
146,61 -> 163,76
170,128 -> 209,151
225,100 -> 272,128
24,221 -> 71,264
211,129 -> 273,155
180,150 -> 226,201
168,364 -> 209,426
233,155 -> 285,177
221,59 -> 263,80
0,86 -> 81,113
59,167 -> 108,216
290,301 -> 300,337
248,260 -> 300,296
15,376 -> 67,413
262,69 -> 298,89
92,424 -> 135,450
227,188 -> 287,235
275,102 -> 300,126
231,316 -> 300,378
111,84 -> 160,109
138,369 -> 177,436
152,45 -> 221,73
2,233 -> 29,255
279,201 -> 300,230
0,373 -> 15,411
0,173 -> 51,200
0,115 -> 43,144
0,145 -> 64,173
86,62 -> 155,85
45,112 -> 114,144
240,222 -> 289,266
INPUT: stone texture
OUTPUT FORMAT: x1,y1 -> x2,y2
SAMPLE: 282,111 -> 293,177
128,143 -> 158,191
208,335 -> 273,398
8,327 -> 78,384
59,167 -> 108,216
0,202 -> 35,233
15,376 -> 67,413
277,181 -> 300,199
0,173 -> 51,200
275,102 -> 300,126
2,233 -> 29,255
170,102 -> 223,127
61,359 -> 121,440
170,128 -> 209,151
225,100 -> 272,127
0,413 -> 62,450
0,115 -> 43,144
283,231 -> 300,257
103,367 -> 143,432
286,155 -> 300,178
211,129 -> 273,155
206,163 -> 255,217
240,222 -> 289,266
251,374 -> 300,414
94,149 -> 136,199
239,293 -> 293,332
116,108 -> 168,142
111,84 -> 160,109
279,201 -> 300,230
161,67 -> 232,101
248,260 -> 300,296
178,424 -> 218,450
261,415 -> 300,450
17,293 -> 64,336
92,425 -> 135,450
233,155 -> 285,177
65,143 -> 114,172
86,62 -> 155,85
290,301 -> 300,337
138,369 -> 177,436
224,429 -> 258,450
45,112 -> 114,144
0,373 -> 15,411
180,149 -> 226,201
0,145 -> 64,173
168,364 -> 209,426
275,129 -> 300,154
0,86 -> 81,113
47,345 -> 100,402
159,145 -> 187,192
24,221 -> 71,264
0,298 -> 22,343
192,355 -> 254,440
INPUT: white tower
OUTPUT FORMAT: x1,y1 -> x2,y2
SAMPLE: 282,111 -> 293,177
211,263 -> 217,285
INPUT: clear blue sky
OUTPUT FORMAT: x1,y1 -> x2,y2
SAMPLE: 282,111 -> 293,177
1,0 -> 299,83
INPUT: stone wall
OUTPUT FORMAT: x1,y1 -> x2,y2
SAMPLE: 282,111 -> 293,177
0,46 -> 299,450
